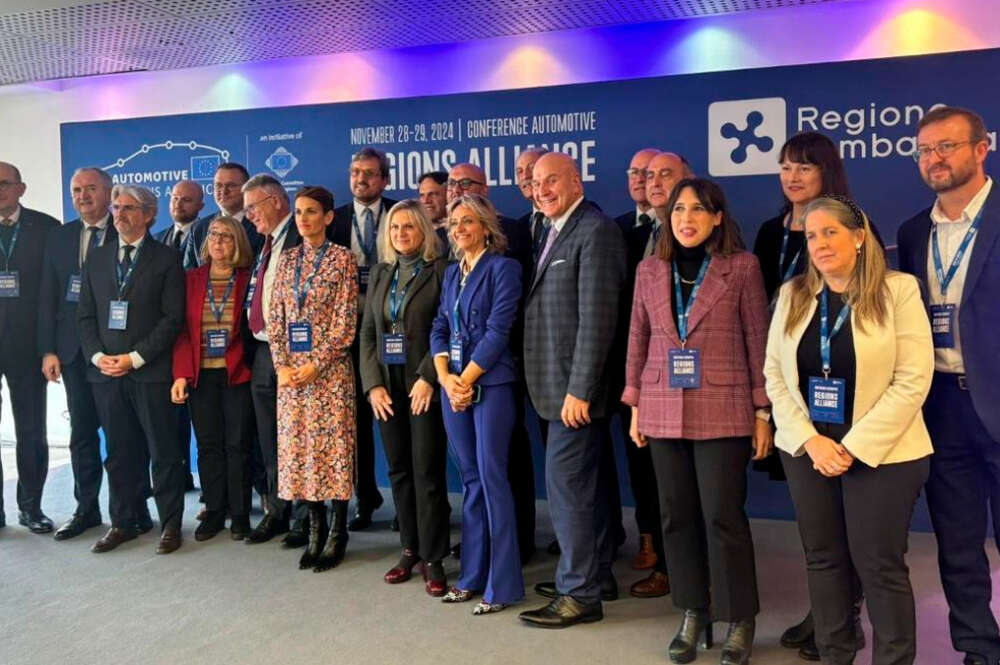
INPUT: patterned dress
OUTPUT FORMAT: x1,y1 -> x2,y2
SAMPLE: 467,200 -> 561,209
268,240 -> 358,501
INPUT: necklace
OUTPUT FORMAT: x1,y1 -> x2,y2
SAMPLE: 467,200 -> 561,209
678,276 -> 697,285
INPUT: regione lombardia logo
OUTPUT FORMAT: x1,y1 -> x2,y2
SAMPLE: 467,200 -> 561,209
708,98 -> 786,177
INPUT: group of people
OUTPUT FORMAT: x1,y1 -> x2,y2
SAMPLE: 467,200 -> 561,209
1,103 -> 998,665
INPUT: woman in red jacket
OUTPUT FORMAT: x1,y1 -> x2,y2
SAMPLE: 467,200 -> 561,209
171,216 -> 255,541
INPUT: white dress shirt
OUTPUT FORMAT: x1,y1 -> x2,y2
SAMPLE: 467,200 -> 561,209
79,213 -> 110,268
349,198 -> 385,267
92,235 -> 147,370
253,214 -> 293,343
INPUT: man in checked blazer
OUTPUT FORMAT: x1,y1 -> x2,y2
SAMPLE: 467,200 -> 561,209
519,152 -> 626,628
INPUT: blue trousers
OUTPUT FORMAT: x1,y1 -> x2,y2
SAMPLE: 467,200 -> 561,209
441,382 -> 524,604
924,372 -> 1000,660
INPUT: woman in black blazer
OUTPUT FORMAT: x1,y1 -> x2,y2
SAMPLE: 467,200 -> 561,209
359,198 -> 451,596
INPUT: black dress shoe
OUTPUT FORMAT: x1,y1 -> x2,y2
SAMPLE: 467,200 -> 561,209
281,519 -> 310,548
157,527 -> 182,554
519,596 -> 603,628
92,526 -> 138,553
720,619 -> 754,665
669,609 -> 712,664
781,611 -> 814,648
535,580 -> 617,602
18,510 -> 54,534
54,512 -> 102,540
194,512 -> 226,541
599,572 -> 619,601
798,635 -> 820,661
245,515 -> 289,544
229,516 -> 251,540
348,494 -> 383,531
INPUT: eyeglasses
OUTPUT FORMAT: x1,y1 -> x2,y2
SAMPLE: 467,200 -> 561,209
447,178 -> 485,190
244,194 -> 276,215
111,203 -> 143,214
912,140 -> 973,162
208,231 -> 235,243
625,168 -> 648,179
0,180 -> 22,190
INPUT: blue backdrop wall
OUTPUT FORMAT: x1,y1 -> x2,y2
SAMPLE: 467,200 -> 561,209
62,47 -> 999,531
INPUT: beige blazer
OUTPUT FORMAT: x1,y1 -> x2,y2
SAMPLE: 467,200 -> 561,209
764,271 -> 934,467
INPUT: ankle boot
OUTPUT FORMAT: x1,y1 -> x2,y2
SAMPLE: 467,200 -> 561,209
299,502 -> 328,569
720,619 -> 755,665
669,609 -> 712,664
314,500 -> 348,572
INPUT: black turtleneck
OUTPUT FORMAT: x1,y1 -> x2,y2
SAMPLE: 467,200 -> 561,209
670,242 -> 708,328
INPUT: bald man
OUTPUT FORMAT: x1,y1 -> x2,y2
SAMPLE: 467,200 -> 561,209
613,148 -> 660,234
519,152 -> 625,628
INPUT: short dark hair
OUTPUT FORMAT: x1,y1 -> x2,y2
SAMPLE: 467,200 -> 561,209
918,105 -> 989,144
777,131 -> 851,215
418,170 -> 447,186
216,162 -> 250,181
656,177 -> 746,261
351,147 -> 390,178
295,185 -> 335,214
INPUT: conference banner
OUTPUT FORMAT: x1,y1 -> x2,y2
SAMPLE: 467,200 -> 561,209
59,47 -> 998,525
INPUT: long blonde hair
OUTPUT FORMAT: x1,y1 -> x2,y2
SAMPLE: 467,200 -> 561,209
783,196 -> 888,335
380,199 -> 441,264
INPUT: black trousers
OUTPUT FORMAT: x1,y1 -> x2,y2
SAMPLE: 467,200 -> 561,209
924,372 -> 1000,660
0,346 -> 48,514
648,436 -> 759,622
92,376 -> 184,530
188,368 -> 253,518
508,378 -> 536,561
174,403 -> 193,486
618,403 -> 666,573
782,450 -> 929,665
350,337 -> 382,512
376,365 -> 450,563
61,352 -> 104,517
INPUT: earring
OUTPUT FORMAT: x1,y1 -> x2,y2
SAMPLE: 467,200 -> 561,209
856,244 -> 862,254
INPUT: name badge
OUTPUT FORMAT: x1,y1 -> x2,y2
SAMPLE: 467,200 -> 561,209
289,321 -> 313,353
668,348 -> 701,389
108,300 -> 129,330
205,329 -> 229,357
449,338 -> 464,374
0,270 -> 19,298
808,376 -> 846,425
382,333 -> 406,365
66,274 -> 82,302
244,281 -> 256,309
358,266 -> 370,294
929,304 -> 955,349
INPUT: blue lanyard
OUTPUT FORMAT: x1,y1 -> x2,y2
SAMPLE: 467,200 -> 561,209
206,273 -> 236,323
672,255 -> 710,344
0,220 -> 19,271
931,208 -> 983,298
820,288 -> 851,378
115,243 -> 142,298
778,218 -> 802,284
452,272 -> 470,335
389,261 -> 423,322
252,222 -> 290,275
352,206 -> 379,264
293,241 -> 329,312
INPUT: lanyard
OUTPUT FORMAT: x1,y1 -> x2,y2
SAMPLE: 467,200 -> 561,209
352,205 -> 380,264
206,273 -> 236,323
115,243 -> 142,298
778,216 -> 803,284
0,220 -> 19,271
931,208 -> 983,298
253,222 -> 290,275
820,288 -> 851,378
293,241 -> 329,312
672,255 -> 710,344
452,272 -> 470,335
389,260 -> 423,322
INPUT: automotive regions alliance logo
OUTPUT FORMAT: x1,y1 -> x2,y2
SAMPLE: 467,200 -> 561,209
708,98 -> 786,177
265,146 -> 299,179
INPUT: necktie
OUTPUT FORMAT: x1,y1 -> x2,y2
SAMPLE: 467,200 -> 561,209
172,228 -> 183,251
82,225 -> 100,266
121,244 -> 134,272
363,207 -> 375,263
248,234 -> 273,335
638,213 -> 652,226
531,211 -> 546,258
536,222 -> 559,268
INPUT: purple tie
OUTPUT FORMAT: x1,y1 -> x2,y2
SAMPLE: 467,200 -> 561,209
248,234 -> 273,335
536,223 -> 559,268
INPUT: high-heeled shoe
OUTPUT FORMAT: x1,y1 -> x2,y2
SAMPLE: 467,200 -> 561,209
384,548 -> 421,584
720,619 -> 755,665
299,502 -> 328,570
669,609 -> 713,664
313,500 -> 348,572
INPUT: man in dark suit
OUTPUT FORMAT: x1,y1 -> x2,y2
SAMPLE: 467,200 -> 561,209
446,161 -> 537,563
39,167 -> 117,539
418,170 -> 449,253
243,174 -> 305,544
519,152 -> 625,628
0,161 -> 59,533
77,184 -> 185,554
156,179 -> 205,492
613,148 -> 659,234
182,163 -> 264,270
328,147 -> 396,532
897,106 -> 1000,665
514,148 -> 548,263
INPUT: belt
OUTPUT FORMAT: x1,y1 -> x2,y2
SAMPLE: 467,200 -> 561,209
936,371 -> 968,391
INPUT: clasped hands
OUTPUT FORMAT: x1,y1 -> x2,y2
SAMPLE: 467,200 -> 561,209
98,353 -> 133,377
276,361 -> 319,388
804,434 -> 854,477
442,374 -> 474,412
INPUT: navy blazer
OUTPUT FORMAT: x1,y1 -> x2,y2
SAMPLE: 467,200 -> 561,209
38,217 -> 117,363
897,185 -> 1000,441
328,197 -> 399,249
430,251 -> 522,386
182,212 -> 264,270
1,207 -> 59,363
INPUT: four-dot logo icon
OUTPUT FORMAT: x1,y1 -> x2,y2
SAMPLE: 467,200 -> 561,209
708,98 -> 786,177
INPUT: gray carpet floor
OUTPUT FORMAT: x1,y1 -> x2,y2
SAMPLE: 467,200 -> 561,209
0,460 -> 988,665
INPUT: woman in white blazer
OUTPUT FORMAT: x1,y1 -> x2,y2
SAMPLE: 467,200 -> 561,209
764,195 -> 933,665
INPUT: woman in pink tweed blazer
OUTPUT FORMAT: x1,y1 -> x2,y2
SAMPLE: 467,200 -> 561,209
621,178 -> 772,665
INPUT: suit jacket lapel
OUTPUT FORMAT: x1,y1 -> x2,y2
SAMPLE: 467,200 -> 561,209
369,264 -> 393,339
683,254 -> 732,337
962,188 -> 1000,306
459,252 -> 492,323
529,201 -> 586,293
648,258 -> 681,346
400,264 -> 434,315
120,234 -> 154,298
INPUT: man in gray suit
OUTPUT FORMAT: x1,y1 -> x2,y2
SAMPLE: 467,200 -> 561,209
519,152 -> 625,628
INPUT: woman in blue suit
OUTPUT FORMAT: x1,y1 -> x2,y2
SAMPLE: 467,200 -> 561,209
431,193 -> 524,615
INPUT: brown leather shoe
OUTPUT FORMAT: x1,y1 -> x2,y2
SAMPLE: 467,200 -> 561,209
156,527 -> 182,554
91,526 -> 138,553
629,570 -> 669,598
631,533 -> 657,570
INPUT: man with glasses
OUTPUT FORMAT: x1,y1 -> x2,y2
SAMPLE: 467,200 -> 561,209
183,163 -> 263,270
614,148 -> 659,233
328,147 -> 396,532
898,106 -> 1000,665
77,185 -> 185,554
39,167 -> 118,540
0,161 -> 59,533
